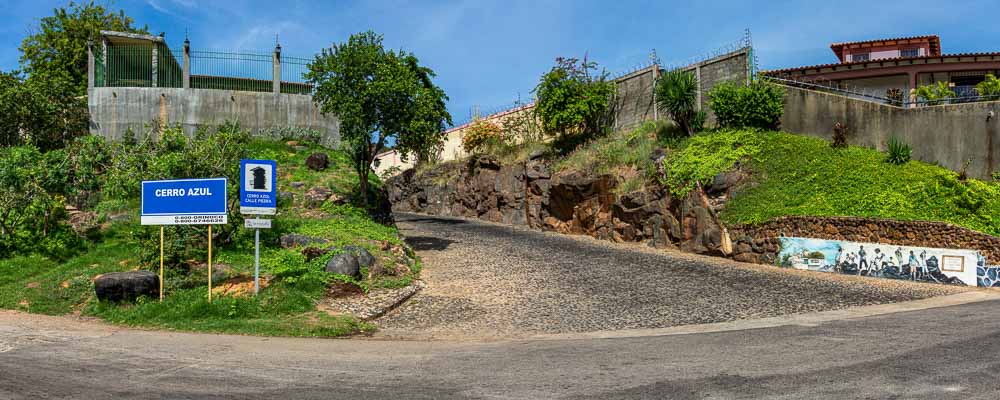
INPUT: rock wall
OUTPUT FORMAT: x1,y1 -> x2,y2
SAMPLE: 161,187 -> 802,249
729,216 -> 1000,264
386,156 -> 729,255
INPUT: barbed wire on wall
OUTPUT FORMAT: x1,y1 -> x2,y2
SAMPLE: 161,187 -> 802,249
451,97 -> 537,129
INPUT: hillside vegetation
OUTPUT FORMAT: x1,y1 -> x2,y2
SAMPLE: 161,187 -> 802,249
0,125 -> 418,337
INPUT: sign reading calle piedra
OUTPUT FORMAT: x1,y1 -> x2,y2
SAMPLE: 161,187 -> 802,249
240,159 -> 277,215
140,178 -> 229,225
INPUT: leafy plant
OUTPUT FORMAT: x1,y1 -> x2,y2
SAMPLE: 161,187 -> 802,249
885,136 -> 912,165
831,122 -> 849,149
708,80 -> 785,130
915,81 -> 955,105
462,118 -> 504,153
655,69 -> 702,136
306,30 -> 451,209
662,129 -> 764,195
533,56 -> 615,148
0,71 -> 89,151
976,74 -> 1000,99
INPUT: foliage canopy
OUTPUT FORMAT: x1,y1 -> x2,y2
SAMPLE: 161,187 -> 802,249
533,57 -> 615,147
708,80 -> 785,130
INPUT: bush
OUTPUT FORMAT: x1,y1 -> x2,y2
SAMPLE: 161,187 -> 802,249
655,69 -> 702,136
534,57 -> 615,148
0,145 -> 83,259
662,129 -> 764,195
708,80 -> 785,130
915,82 -> 955,105
885,136 -> 912,165
461,118 -> 504,154
976,74 -> 1000,99
0,71 -> 89,151
831,122 -> 849,149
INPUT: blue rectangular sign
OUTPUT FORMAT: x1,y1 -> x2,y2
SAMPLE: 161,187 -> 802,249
240,159 -> 277,215
141,178 -> 228,225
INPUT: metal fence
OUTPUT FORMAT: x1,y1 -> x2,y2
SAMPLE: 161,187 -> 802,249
94,43 -> 314,94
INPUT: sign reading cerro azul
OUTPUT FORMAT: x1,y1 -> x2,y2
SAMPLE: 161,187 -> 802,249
141,178 -> 229,225
240,159 -> 277,215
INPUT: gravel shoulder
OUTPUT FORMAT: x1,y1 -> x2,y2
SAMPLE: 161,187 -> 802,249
377,213 -> 969,339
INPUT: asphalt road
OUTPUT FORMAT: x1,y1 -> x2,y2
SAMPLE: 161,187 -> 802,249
3,296 -> 1000,399
2,213 -> 1000,399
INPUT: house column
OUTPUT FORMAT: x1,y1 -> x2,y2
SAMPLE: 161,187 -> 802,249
182,38 -> 191,89
273,43 -> 281,94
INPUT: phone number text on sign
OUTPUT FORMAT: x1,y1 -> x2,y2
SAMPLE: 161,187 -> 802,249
140,214 -> 228,225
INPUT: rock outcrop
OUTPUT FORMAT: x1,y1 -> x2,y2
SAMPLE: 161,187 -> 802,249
386,156 -> 729,255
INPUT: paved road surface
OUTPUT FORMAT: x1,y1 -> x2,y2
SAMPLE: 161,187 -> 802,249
380,213 -> 962,338
2,297 -> 1000,399
2,213 -> 999,399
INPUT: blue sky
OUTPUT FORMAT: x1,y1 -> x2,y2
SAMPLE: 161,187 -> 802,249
2,0 -> 997,124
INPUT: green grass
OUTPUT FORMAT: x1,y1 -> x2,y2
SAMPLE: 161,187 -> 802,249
554,120 -> 681,194
712,131 -> 1000,235
0,138 -> 410,338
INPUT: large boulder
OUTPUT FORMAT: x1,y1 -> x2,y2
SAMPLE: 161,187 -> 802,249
305,152 -> 329,171
94,271 -> 159,302
325,253 -> 361,278
342,245 -> 376,268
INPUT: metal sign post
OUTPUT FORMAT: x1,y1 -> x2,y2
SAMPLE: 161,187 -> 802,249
240,160 -> 277,296
141,178 -> 229,303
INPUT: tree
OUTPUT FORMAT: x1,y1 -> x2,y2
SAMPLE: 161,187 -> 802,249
976,74 -> 1000,99
534,57 -> 615,147
306,31 -> 451,208
0,71 -> 89,151
19,1 -> 147,96
655,69 -> 703,137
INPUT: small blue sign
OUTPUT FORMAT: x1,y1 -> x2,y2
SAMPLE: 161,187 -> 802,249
240,159 -> 277,215
141,178 -> 228,225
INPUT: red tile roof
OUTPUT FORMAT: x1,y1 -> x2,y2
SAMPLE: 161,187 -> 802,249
830,35 -> 940,62
761,51 -> 1000,76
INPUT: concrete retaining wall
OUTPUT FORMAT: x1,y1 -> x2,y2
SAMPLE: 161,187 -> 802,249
88,87 -> 340,147
780,84 -> 1000,179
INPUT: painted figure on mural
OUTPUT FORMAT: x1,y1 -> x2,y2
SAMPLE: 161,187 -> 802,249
857,245 -> 868,276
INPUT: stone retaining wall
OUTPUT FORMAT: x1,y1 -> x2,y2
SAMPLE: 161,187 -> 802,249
729,216 -> 1000,265
386,156 -> 729,255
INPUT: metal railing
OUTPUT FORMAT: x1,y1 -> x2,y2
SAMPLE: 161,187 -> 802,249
763,76 -> 1000,107
91,41 -> 314,94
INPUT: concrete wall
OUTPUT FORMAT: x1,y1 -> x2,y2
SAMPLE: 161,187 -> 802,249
780,84 -> 1000,179
88,87 -> 340,147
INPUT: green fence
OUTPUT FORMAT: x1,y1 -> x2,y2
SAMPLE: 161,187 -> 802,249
95,44 -> 313,94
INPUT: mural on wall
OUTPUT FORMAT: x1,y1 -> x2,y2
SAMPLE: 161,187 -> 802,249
778,237 -> 984,287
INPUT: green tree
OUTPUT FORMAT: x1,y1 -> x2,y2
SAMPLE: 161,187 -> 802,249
708,80 -> 785,130
19,1 -> 147,95
306,31 -> 451,208
0,71 -> 89,151
655,69 -> 703,137
533,57 -> 615,147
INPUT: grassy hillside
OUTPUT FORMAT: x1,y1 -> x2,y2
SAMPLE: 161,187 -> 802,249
0,129 -> 417,337
671,131 -> 1000,235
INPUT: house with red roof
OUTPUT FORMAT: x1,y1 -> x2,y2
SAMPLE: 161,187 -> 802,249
762,35 -> 1000,99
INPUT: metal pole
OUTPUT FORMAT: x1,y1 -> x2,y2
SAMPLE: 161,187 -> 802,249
159,226 -> 164,301
208,225 -> 213,303
254,228 -> 260,295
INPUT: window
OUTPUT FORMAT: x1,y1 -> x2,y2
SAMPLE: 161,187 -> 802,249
900,48 -> 919,58
852,53 -> 870,62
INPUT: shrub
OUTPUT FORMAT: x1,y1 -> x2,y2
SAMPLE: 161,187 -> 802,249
885,136 -> 912,165
663,129 -> 764,195
831,122 -> 849,149
462,118 -> 504,153
533,57 -> 615,147
915,81 -> 955,105
0,145 -> 83,259
655,69 -> 702,136
976,74 -> 1000,99
708,80 -> 785,130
